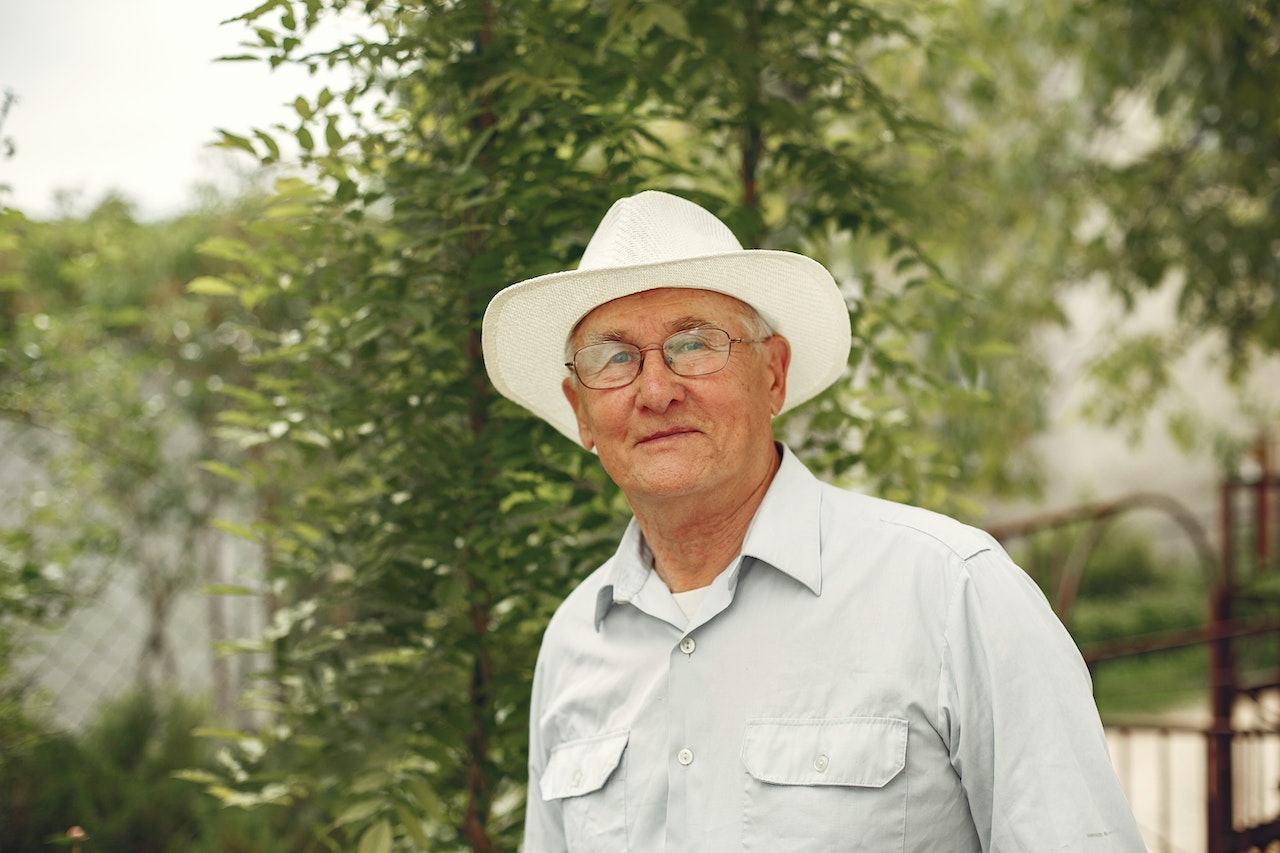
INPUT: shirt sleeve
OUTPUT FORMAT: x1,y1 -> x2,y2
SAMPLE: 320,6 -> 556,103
939,546 -> 1147,852
523,647 -> 566,853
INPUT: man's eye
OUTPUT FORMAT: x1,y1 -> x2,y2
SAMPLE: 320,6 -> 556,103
670,336 -> 707,354
606,349 -> 636,365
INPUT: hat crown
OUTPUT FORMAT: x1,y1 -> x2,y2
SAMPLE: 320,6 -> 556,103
579,191 -> 744,272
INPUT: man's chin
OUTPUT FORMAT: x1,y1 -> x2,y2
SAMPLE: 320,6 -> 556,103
611,457 -> 713,501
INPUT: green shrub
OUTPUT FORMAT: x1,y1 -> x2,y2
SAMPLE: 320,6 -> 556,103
0,687 -> 323,853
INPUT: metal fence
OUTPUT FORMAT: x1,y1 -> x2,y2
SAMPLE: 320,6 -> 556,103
3,419 -> 266,732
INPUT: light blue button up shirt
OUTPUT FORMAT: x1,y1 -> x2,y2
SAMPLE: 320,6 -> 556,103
525,446 -> 1145,852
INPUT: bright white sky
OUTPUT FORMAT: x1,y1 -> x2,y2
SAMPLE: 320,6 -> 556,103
0,0 -> 345,219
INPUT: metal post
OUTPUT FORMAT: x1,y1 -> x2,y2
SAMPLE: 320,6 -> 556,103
1208,481 -> 1236,852
1159,728 -> 1171,853
1256,436 -> 1269,569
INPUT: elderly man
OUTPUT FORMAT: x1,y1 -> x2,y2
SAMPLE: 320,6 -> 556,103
482,191 -> 1145,852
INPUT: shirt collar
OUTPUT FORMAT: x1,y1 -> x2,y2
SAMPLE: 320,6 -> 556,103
594,520 -> 652,628
740,444 -> 823,596
594,444 -> 824,629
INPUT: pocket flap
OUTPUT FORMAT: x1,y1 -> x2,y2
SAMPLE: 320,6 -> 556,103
741,716 -> 907,787
540,729 -> 629,801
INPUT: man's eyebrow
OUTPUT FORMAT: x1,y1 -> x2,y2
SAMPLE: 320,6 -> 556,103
669,315 -> 714,332
580,316 -> 716,345
579,328 -> 628,345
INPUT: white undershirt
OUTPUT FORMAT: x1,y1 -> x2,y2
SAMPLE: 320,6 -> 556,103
641,538 -> 727,620
670,586 -> 711,620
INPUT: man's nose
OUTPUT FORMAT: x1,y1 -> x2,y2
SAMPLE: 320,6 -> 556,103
633,349 -> 684,411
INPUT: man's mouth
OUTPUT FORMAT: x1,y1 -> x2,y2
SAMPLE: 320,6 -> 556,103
638,428 -> 696,444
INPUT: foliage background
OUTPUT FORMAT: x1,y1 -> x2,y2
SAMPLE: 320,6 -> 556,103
1,0 -> 1277,851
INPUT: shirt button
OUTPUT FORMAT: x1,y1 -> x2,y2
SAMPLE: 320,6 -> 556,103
677,747 -> 694,766
814,754 -> 829,773
679,637 -> 696,654
571,770 -> 583,787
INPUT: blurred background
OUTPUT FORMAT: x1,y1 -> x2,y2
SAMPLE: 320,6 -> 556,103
2,1 -> 1278,851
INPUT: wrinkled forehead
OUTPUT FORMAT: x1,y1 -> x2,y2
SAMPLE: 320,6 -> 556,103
568,287 -> 756,346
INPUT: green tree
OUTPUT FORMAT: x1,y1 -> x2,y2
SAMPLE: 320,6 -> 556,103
1071,0 -> 1280,370
899,0 -> 1279,444
201,2 -> 1049,851
1058,0 -> 1280,445
199,6 -> 659,849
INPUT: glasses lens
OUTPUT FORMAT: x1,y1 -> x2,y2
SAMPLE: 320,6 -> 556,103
573,342 -> 641,389
664,329 -> 731,376
571,329 -> 735,388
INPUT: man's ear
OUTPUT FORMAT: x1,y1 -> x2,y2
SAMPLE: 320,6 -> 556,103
765,335 -> 791,416
562,378 -> 595,451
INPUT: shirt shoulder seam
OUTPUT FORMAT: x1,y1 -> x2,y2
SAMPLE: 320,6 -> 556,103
876,511 -> 993,562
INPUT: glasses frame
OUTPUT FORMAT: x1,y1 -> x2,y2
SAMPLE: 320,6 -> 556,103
565,327 -> 768,390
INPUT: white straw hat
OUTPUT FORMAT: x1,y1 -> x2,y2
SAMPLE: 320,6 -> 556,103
482,190 -> 851,445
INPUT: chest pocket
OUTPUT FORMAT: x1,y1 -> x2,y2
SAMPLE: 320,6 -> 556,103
541,730 -> 629,852
740,716 -> 908,852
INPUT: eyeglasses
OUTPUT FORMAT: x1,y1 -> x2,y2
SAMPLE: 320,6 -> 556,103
566,328 -> 766,390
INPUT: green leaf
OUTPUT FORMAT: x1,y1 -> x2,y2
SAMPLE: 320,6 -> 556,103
210,518 -> 263,543
200,584 -> 261,596
254,129 -> 282,161
648,3 -> 690,40
264,203 -> 314,220
172,769 -> 222,785
325,116 -> 343,151
395,805 -> 433,850
193,727 -> 262,742
290,522 -> 326,544
334,799 -> 384,827
356,647 -> 422,667
357,819 -> 393,853
199,460 -> 253,485
187,276 -> 239,297
214,129 -> 257,155
195,235 -> 256,263
214,638 -> 271,656
236,0 -> 283,24
403,777 -> 446,824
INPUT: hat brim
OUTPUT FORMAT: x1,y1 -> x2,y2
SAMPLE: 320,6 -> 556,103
482,249 -> 852,445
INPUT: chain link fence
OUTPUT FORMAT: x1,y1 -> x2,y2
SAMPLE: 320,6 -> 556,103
3,419 -> 267,733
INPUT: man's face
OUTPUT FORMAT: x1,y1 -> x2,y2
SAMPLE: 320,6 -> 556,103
562,288 -> 790,504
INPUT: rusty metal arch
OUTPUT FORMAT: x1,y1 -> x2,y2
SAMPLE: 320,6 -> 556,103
986,491 -> 1219,625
